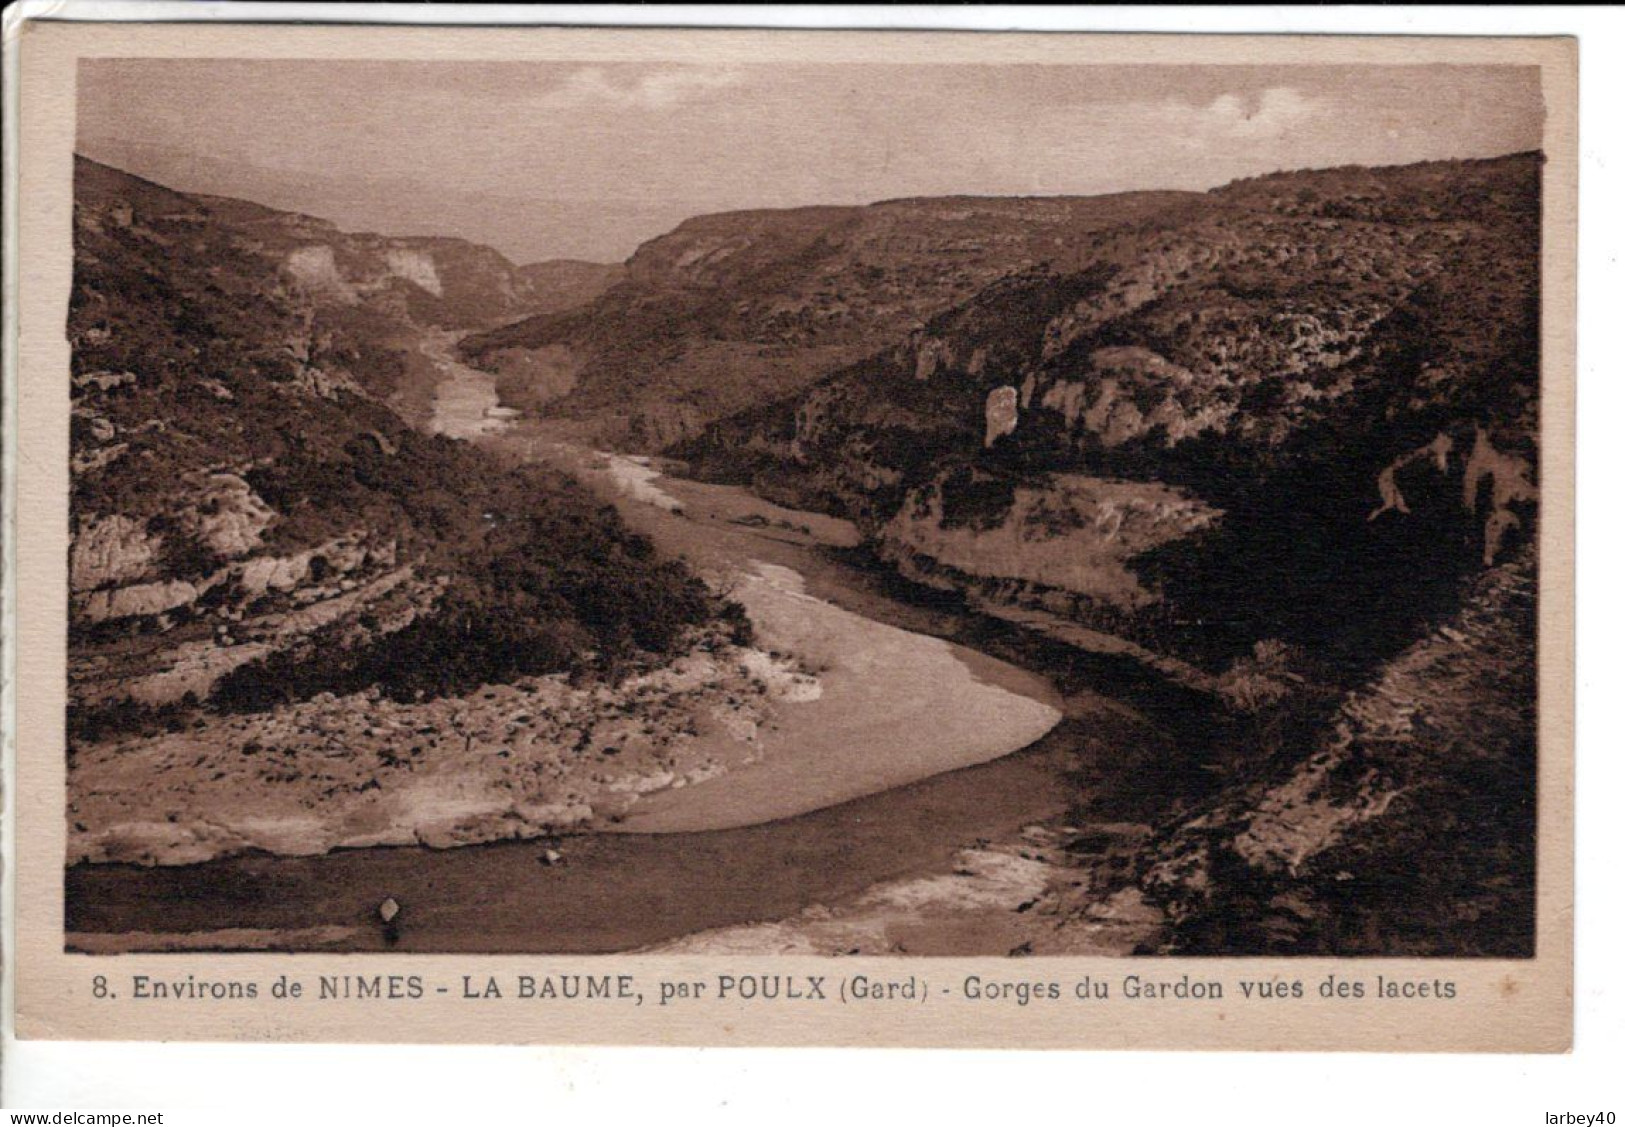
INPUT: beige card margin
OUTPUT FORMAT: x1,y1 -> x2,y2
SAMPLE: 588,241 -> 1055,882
5,22 -> 1577,1050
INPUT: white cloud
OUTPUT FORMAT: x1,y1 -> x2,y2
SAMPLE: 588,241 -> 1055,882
1150,86 -> 1320,144
545,67 -> 743,110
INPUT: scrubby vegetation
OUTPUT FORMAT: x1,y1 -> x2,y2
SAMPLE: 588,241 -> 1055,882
666,153 -> 1542,955
678,152 -> 1541,677
69,157 -> 739,731
1140,549 -> 1538,957
69,150 -> 1543,955
212,457 -> 737,711
459,195 -> 1190,449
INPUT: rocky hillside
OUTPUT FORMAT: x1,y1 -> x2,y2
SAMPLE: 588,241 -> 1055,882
67,150 -> 1543,948
679,153 -> 1540,665
68,157 -> 737,739
516,258 -> 625,316
458,192 -> 1190,447
1134,544 -> 1537,956
666,153 -> 1542,954
75,157 -> 616,427
79,158 -> 599,332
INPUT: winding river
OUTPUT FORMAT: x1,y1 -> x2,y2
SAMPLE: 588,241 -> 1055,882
66,376 -> 1157,955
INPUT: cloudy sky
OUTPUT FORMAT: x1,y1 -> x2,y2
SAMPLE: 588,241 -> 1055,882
77,61 -> 1543,264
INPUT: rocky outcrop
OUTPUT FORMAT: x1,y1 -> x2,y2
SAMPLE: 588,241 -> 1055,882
1136,547 -> 1537,955
1367,427 -> 1536,566
70,515 -> 159,592
241,543 -> 328,598
78,573 -> 228,625
284,244 -> 353,300
882,472 -> 1219,613
1463,427 -> 1538,565
1036,347 -> 1232,449
178,473 -> 276,558
983,386 -> 1019,447
74,565 -> 420,709
916,335 -> 954,381
70,489 -> 378,629
384,247 -> 443,296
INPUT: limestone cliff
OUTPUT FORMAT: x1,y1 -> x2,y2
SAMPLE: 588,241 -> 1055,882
68,157 -> 736,740
879,470 -> 1219,614
678,152 -> 1540,673
460,192 -> 1192,448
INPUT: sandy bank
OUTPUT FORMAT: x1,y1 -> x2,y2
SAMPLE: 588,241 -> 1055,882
644,824 -> 1165,957
600,452 -> 685,512
610,560 -> 1062,832
68,630 -> 821,866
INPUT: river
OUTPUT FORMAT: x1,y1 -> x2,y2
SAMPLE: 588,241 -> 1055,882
66,377 -> 1171,955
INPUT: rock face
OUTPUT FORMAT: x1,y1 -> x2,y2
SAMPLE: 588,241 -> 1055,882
881,471 -> 1218,613
180,474 -> 277,558
80,575 -> 224,625
459,192 -> 1192,449
284,244 -> 351,298
76,566 -> 417,710
982,386 -> 1019,447
70,515 -> 158,592
68,458 -> 380,633
1036,347 -> 1227,448
384,248 -> 443,296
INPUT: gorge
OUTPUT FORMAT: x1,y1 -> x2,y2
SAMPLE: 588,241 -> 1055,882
65,149 -> 1541,958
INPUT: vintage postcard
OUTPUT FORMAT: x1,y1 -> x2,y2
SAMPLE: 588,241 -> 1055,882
4,21 -> 1575,1049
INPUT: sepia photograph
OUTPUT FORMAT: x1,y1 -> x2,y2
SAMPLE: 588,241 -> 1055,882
54,53 -> 1552,961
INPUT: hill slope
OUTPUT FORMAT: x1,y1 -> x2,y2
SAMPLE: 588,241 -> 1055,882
668,152 -> 1543,954
75,157 -> 616,428
679,153 -> 1540,667
459,192 -> 1193,447
68,158 -> 754,863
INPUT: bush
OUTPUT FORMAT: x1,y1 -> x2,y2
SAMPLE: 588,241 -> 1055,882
1215,639 -> 1301,714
